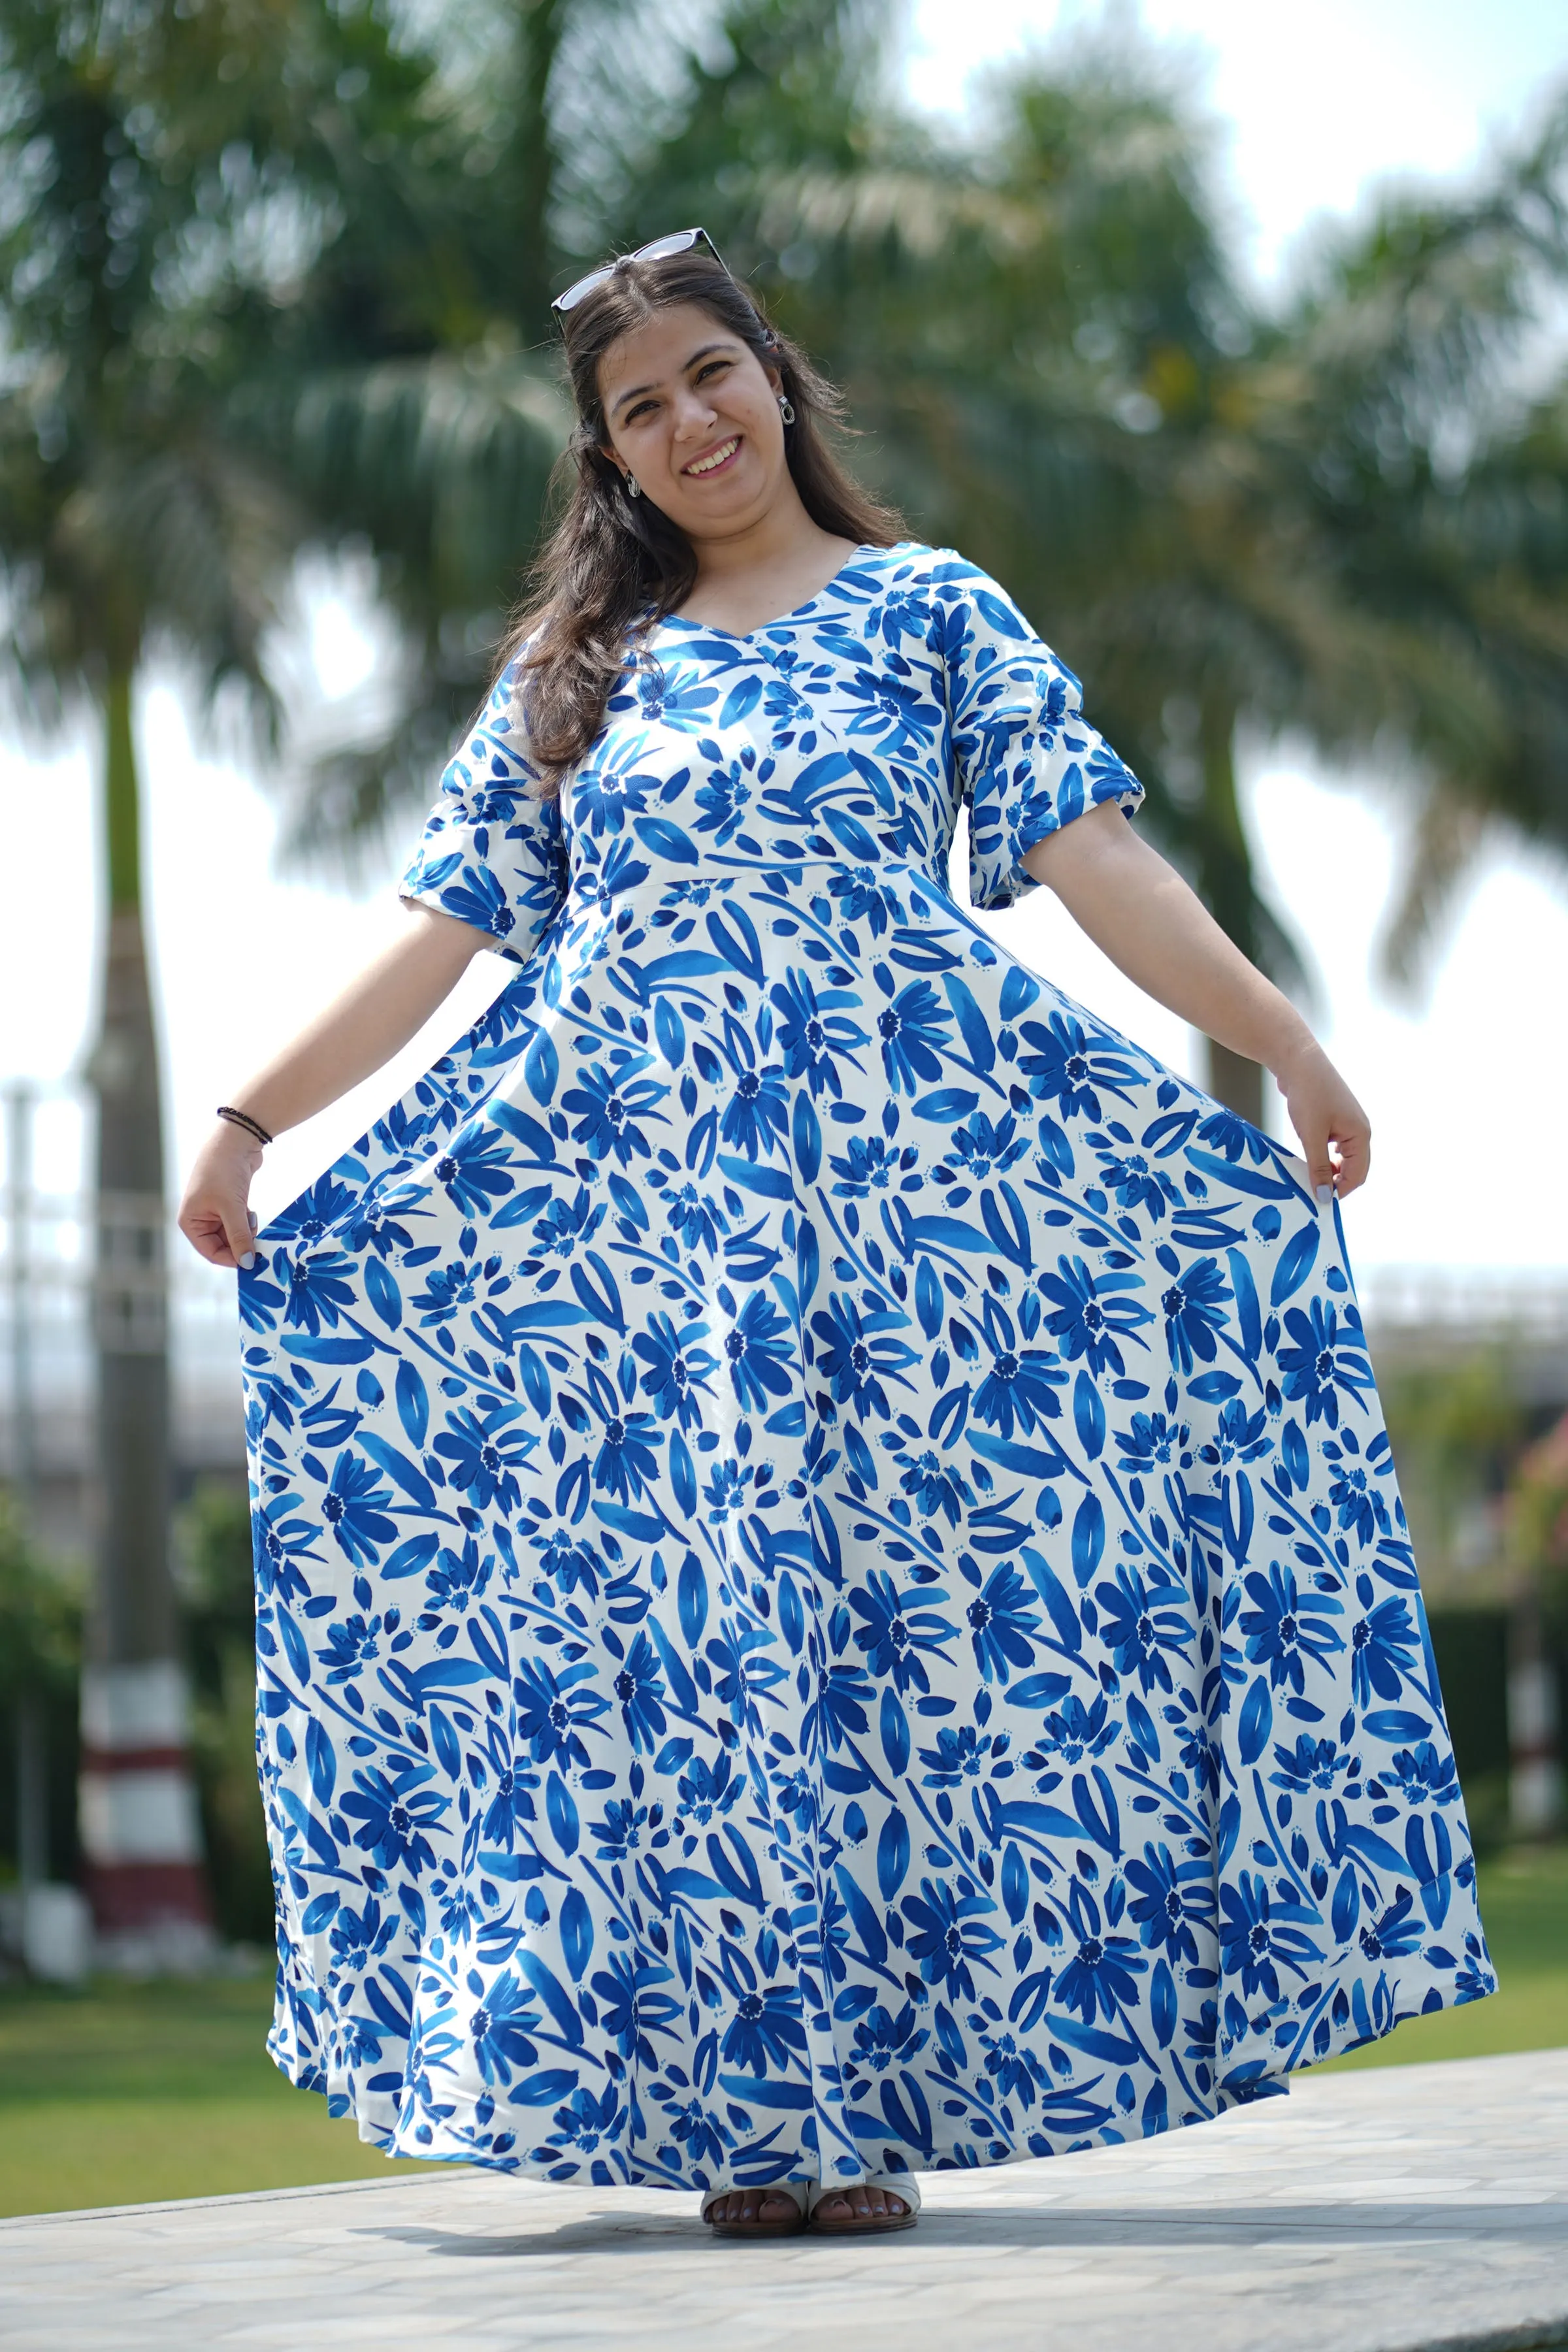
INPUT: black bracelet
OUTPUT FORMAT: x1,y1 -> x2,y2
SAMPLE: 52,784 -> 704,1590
216,1105 -> 273,1148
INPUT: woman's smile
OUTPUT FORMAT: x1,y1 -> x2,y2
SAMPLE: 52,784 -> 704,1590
683,434 -> 742,477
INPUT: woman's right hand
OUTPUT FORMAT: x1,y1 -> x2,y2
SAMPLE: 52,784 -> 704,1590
178,1122 -> 265,1269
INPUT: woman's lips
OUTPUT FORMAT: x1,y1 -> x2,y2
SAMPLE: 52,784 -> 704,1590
682,434 -> 742,478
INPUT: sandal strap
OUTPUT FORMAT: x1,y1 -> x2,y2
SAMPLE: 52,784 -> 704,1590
808,2173 -> 921,2217
702,2180 -> 810,2223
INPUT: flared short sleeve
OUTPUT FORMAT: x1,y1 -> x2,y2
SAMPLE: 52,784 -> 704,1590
941,561 -> 1143,911
398,665 -> 568,964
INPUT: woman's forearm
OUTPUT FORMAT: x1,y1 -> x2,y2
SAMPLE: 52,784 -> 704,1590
178,904 -> 492,1267
229,904 -> 491,1139
1022,805 -> 1315,1076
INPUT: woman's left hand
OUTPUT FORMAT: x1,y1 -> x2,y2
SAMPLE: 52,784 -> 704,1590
1274,1041 -> 1371,1199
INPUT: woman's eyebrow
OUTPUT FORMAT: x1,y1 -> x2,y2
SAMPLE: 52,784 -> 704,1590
610,342 -> 738,416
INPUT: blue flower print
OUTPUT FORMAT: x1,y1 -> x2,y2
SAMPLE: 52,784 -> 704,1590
1125,1841 -> 1213,1964
1218,1872 -> 1288,2002
902,1876 -> 1005,2001
512,1656 -> 610,1769
340,1764 -> 446,1875
849,1568 -> 959,1691
1200,1398 -> 1273,1467
1159,1254 -> 1232,1373
321,1450 -> 398,1567
434,1403 -> 536,1511
469,1970 -> 544,2086
826,862 -> 901,935
433,1127 -> 517,1217
811,1293 -> 918,1421
771,968 -> 867,1099
1277,1298 -> 1372,1429
963,1560 -> 1042,1684
1351,1595 -> 1421,1707
1037,1254 -> 1151,1379
1115,1410 -> 1192,1469
240,541 -> 1489,2195
829,1134 -> 919,1197
725,1289 -> 795,1412
973,1337 -> 1067,1441
1054,1918 -> 1147,2023
850,2002 -> 929,2074
1015,1013 -> 1137,1122
563,1060 -> 666,1168
1096,1566 -> 1192,1695
1023,1693 -> 1120,1768
632,1312 -> 718,1429
876,979 -> 952,1094
720,1060 -> 789,1162
612,1631 -> 668,1752
532,1187 -> 606,1260
1383,1741 -> 1462,1806
721,1985 -> 809,2078
1237,1562 -> 1345,1695
280,1247 -> 358,1335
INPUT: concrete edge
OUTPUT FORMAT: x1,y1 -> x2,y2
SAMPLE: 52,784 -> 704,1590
1409,2325 -> 1568,2352
0,2166 -> 483,2230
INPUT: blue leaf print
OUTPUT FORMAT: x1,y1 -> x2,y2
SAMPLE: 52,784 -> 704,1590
633,816 -> 699,864
546,1774 -> 580,1857
238,541 -> 1490,2195
524,1029 -> 559,1105
877,1810 -> 911,1901
1073,1370 -> 1106,1460
395,1362 -> 428,1450
1238,1674 -> 1273,1765
1071,1493 -> 1105,1590
1270,1220 -> 1321,1307
561,1888 -> 594,1983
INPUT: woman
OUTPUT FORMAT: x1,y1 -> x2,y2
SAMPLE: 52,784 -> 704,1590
180,237 -> 1494,2240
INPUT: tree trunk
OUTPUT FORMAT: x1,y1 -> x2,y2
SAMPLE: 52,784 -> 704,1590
512,0 -> 570,337
1196,700 -> 1265,1126
80,668 -> 212,1966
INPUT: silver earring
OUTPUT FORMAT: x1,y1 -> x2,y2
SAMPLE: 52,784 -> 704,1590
624,474 -> 641,498
777,395 -> 796,425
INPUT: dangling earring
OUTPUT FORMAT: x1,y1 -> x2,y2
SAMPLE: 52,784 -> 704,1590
777,395 -> 796,425
624,473 -> 642,498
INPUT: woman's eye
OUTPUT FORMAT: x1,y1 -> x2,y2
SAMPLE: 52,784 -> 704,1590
695,360 -> 731,384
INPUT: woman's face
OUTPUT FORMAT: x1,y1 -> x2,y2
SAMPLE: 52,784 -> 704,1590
596,301 -> 787,539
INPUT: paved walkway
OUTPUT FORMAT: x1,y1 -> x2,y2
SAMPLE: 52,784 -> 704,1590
2,2050 -> 1564,2351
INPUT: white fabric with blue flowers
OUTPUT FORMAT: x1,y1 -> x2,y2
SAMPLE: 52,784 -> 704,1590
240,542 -> 1492,2194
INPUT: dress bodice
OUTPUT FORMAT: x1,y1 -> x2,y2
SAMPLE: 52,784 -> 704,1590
399,544 -> 1143,961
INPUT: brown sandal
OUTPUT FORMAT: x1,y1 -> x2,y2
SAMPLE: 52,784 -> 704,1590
701,2181 -> 810,2239
808,2174 -> 921,2235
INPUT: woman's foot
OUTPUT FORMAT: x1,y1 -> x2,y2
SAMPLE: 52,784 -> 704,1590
809,2181 -> 917,2234
702,2187 -> 808,2238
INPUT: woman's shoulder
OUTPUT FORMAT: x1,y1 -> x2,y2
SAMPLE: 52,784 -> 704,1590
860,541 -> 1013,607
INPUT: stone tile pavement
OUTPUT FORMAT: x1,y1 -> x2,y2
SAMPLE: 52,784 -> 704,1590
1,2048 -> 1564,2352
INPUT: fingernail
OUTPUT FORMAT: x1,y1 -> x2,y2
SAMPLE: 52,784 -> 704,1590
241,1251 -> 256,1270
1316,1184 -> 1333,1207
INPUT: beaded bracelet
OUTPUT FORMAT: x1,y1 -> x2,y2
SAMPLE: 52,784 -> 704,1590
216,1105 -> 273,1148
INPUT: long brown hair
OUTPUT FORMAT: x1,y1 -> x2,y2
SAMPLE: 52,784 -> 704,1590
502,250 -> 906,788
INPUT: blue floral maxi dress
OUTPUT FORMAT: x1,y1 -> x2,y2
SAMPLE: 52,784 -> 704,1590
241,542 -> 1494,2191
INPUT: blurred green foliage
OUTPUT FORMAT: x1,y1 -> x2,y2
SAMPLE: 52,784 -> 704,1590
0,1492 -> 83,1886
178,1484 -> 275,1948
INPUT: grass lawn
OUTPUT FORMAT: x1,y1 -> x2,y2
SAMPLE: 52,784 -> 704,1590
1,1845 -> 1562,2221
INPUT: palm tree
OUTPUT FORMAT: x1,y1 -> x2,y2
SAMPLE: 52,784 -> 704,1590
0,0 -> 331,1952
694,25 -> 1568,1115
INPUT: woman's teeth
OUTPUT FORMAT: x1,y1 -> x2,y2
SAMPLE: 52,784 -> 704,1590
685,438 -> 739,476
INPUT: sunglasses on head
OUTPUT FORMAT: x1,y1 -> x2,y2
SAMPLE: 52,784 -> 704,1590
551,227 -> 732,318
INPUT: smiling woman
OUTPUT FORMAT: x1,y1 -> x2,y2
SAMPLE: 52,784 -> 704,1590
177,240 -> 1494,2251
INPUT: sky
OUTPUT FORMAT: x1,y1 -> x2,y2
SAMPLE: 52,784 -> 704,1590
5,0 -> 1568,1294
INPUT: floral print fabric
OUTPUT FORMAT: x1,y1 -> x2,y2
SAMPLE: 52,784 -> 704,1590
240,542 -> 1492,2193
